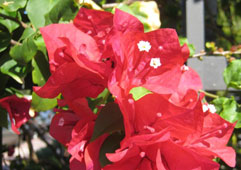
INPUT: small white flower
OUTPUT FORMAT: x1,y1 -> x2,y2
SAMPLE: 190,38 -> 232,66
202,104 -> 209,112
202,104 -> 216,114
208,104 -> 216,114
150,58 -> 161,69
137,40 -> 151,52
181,65 -> 189,72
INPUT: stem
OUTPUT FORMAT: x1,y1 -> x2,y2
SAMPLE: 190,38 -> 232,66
199,90 -> 219,99
0,13 -> 28,29
10,39 -> 21,46
22,125 -> 39,163
192,50 -> 241,58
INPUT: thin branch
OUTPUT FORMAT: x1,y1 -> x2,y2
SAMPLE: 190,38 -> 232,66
191,50 -> 241,58
0,13 -> 28,29
199,90 -> 219,99
10,39 -> 22,46
102,3 -> 119,8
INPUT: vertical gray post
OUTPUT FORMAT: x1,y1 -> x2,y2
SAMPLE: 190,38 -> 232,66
186,0 -> 227,90
186,0 -> 205,52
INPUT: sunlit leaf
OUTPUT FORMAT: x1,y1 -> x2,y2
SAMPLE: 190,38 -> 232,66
0,57 -> 30,84
130,86 -> 152,101
0,0 -> 27,12
0,8 -> 19,33
212,97 -> 241,128
223,59 -> 241,89
10,36 -> 37,64
116,1 -> 161,32
31,92 -> 57,112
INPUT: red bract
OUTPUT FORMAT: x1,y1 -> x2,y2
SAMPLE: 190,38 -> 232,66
0,95 -> 32,134
49,98 -> 106,169
34,22 -> 111,101
34,62 -> 106,100
104,131 -> 221,170
110,93 -> 236,169
104,130 -> 171,170
108,29 -> 192,99
35,8 -> 146,101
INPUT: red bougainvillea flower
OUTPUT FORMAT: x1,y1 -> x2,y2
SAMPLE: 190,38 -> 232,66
34,22 -> 109,100
34,62 -> 106,100
49,98 -> 107,170
73,8 -> 144,62
108,28 -> 200,99
109,93 -> 235,169
104,130 -> 222,170
0,95 -> 33,134
34,8 -> 146,101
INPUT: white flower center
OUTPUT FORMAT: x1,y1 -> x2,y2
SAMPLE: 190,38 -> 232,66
208,104 -> 216,114
150,58 -> 161,69
137,41 -> 151,52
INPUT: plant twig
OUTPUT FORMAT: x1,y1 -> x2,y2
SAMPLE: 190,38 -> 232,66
0,13 -> 28,29
10,39 -> 21,45
191,50 -> 241,58
199,90 -> 219,99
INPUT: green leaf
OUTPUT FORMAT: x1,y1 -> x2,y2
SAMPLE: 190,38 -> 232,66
33,35 -> 47,55
129,86 -> 152,101
179,37 -> 196,56
0,9 -> 20,33
0,106 -> 8,128
0,0 -> 27,12
32,51 -> 50,86
0,57 -> 30,84
212,97 -> 241,128
88,88 -> 112,112
99,132 -> 124,167
31,92 -> 57,112
91,102 -> 124,141
44,0 -> 78,25
116,1 -> 161,32
26,0 -> 77,29
19,27 -> 35,41
26,0 -> 56,28
10,36 -> 37,64
223,59 -> 241,89
0,27 -> 11,52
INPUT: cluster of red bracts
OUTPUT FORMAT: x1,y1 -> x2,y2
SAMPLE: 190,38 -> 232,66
4,8 -> 234,170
